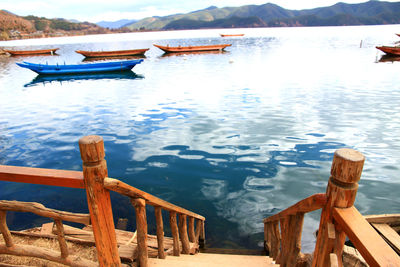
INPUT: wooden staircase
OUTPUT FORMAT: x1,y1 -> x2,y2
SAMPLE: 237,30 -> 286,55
147,253 -> 279,267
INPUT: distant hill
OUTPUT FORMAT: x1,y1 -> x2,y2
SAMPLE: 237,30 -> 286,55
125,0 -> 400,30
96,19 -> 137,29
0,10 -> 112,40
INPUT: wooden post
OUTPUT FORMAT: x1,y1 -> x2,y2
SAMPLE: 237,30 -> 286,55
169,211 -> 180,256
312,148 -> 365,267
79,135 -> 121,267
178,214 -> 190,254
154,206 -> 166,259
131,198 -> 148,267
199,219 -> 205,248
54,219 -> 69,259
0,210 -> 13,247
188,217 -> 196,243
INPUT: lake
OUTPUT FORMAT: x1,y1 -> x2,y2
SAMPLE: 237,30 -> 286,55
1,25 -> 400,252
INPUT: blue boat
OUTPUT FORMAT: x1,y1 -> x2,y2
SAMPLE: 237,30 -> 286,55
16,59 -> 143,75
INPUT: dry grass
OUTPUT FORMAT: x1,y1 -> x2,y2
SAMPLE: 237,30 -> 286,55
0,234 -> 97,266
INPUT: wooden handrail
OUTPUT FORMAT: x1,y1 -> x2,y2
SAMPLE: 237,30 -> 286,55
0,200 -> 90,225
333,206 -> 400,266
0,165 -> 84,188
104,177 -> 205,221
263,193 -> 327,223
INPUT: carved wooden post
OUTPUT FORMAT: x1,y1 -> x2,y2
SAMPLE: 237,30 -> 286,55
188,216 -> 196,243
154,206 -> 166,259
312,148 -> 365,267
169,211 -> 180,256
131,198 -> 148,267
178,214 -> 190,254
0,210 -> 13,248
79,135 -> 121,266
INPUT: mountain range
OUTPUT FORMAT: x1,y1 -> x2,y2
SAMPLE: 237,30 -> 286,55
2,1 -> 400,41
124,1 -> 400,30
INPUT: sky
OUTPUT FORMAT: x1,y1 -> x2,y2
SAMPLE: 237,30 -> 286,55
1,0 -> 399,23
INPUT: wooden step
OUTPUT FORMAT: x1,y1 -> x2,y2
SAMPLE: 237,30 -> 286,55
147,253 -> 279,267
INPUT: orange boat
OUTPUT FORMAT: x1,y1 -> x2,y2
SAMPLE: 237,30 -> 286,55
4,48 -> 58,56
153,44 -> 231,53
376,46 -> 400,56
220,34 -> 244,37
75,48 -> 149,58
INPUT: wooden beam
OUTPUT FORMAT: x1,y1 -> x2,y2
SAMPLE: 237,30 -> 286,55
54,219 -> 69,259
169,211 -> 180,256
79,135 -> 121,267
154,206 -> 166,259
188,217 -> 196,243
333,206 -> 400,267
0,200 -> 90,225
103,177 -> 205,221
0,210 -> 13,247
178,214 -> 190,254
131,198 -> 148,267
0,165 -> 84,188
263,193 -> 327,223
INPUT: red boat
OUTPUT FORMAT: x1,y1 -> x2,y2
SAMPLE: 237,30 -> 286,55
220,34 -> 244,37
376,46 -> 400,56
153,44 -> 231,53
75,48 -> 149,58
4,48 -> 58,56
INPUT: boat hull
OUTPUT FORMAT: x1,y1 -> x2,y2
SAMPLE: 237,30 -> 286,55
5,48 -> 58,56
376,46 -> 400,56
220,34 -> 244,37
153,44 -> 231,53
75,49 -> 149,58
16,59 -> 143,75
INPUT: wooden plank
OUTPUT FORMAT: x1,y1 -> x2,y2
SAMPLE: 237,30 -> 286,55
333,206 -> 400,267
365,214 -> 400,225
263,193 -> 326,223
0,165 -> 84,188
40,222 -> 54,235
104,177 -> 205,221
372,223 -> 400,254
0,200 -> 90,225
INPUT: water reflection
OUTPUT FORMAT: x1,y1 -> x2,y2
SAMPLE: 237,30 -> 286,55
24,70 -> 143,87
377,55 -> 400,63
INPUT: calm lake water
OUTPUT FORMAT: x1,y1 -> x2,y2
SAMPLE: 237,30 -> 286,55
1,25 -> 400,251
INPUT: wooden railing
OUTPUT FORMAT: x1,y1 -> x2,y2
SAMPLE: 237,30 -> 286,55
264,148 -> 400,267
0,135 -> 205,267
0,200 -> 96,267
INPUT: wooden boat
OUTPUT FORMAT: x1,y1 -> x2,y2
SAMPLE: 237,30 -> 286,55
16,59 -> 143,75
75,48 -> 149,58
376,46 -> 400,56
220,34 -> 244,37
4,48 -> 58,56
153,44 -> 231,53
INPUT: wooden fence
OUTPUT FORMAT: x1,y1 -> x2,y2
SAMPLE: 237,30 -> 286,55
263,148 -> 400,267
0,135 -> 205,267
